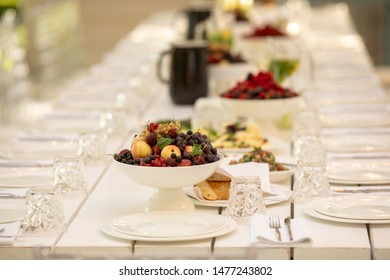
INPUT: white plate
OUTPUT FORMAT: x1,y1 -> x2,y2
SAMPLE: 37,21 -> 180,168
320,112 -> 390,128
215,136 -> 290,155
304,197 -> 390,224
0,139 -> 79,160
111,211 -> 228,238
186,184 -> 292,208
322,134 -> 390,153
327,158 -> 390,185
0,206 -> 25,224
101,213 -> 237,242
0,168 -> 51,188
314,196 -> 390,220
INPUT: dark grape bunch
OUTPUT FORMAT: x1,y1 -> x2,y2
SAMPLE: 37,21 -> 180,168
113,122 -> 220,167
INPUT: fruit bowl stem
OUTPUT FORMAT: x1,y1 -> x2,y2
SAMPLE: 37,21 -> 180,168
144,188 -> 195,212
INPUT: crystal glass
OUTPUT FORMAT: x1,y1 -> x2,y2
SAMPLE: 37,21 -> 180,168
224,176 -> 266,224
52,155 -> 88,197
78,129 -> 108,163
292,110 -> 324,160
99,108 -> 126,136
22,186 -> 66,236
291,159 -> 331,204
266,38 -> 310,93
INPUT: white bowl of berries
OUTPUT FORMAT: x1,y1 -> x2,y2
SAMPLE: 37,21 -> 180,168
113,121 -> 223,212
220,71 -> 303,121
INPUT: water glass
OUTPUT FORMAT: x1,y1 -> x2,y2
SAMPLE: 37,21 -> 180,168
224,176 -> 266,224
99,108 -> 126,136
78,129 -> 108,163
22,186 -> 66,236
52,155 -> 88,197
291,159 -> 331,204
292,110 -> 323,160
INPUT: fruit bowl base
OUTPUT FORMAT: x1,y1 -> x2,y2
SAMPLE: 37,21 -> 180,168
144,188 -> 195,212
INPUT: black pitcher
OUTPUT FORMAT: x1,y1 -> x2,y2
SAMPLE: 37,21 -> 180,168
157,40 -> 208,105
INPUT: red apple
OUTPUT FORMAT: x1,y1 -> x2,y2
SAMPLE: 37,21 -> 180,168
131,140 -> 152,159
160,145 -> 181,160
177,159 -> 192,166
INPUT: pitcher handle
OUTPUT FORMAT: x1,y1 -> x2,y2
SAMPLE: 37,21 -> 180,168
156,50 -> 171,84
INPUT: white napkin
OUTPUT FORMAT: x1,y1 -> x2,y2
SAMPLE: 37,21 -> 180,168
0,221 -> 21,245
217,162 -> 275,195
250,214 -> 312,246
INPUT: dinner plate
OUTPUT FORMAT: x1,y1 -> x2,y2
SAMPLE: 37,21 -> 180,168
322,134 -> 390,153
111,211 -> 228,238
0,168 -> 52,188
215,136 -> 290,156
304,197 -> 390,224
314,196 -> 390,220
101,213 -> 237,242
0,206 -> 25,224
185,184 -> 292,208
319,112 -> 390,128
327,158 -> 390,185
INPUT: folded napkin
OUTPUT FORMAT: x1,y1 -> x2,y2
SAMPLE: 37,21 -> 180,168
217,162 -> 275,195
0,221 -> 21,245
250,214 -> 312,246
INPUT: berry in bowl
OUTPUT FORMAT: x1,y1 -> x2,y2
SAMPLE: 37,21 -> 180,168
219,71 -> 302,122
113,121 -> 223,212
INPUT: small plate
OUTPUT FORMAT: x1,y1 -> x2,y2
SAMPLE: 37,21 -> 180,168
304,197 -> 390,224
327,158 -> 390,185
320,112 -> 390,128
101,212 -> 237,242
0,168 -> 51,188
322,134 -> 390,153
314,196 -> 390,220
0,206 -> 25,224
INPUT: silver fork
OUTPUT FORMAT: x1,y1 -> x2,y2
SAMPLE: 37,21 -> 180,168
269,216 -> 282,241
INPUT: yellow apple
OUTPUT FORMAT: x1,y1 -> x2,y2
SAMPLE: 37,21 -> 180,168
160,145 -> 181,160
131,140 -> 152,159
184,145 -> 193,153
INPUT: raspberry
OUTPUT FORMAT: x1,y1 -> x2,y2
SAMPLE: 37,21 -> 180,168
148,122 -> 159,132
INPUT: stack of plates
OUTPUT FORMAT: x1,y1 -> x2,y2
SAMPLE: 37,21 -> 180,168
304,196 -> 390,224
101,211 -> 237,242
327,158 -> 390,185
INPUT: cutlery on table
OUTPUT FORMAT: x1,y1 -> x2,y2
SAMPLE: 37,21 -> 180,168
0,228 -> 5,233
0,193 -> 26,199
332,188 -> 390,194
284,216 -> 293,241
269,216 -> 281,241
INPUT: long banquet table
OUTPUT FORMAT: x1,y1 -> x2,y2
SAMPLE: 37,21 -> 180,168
1,3 -> 390,260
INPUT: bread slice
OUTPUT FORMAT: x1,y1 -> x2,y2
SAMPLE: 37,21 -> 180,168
206,172 -> 231,182
195,181 -> 219,200
208,181 -> 230,200
195,180 -> 231,200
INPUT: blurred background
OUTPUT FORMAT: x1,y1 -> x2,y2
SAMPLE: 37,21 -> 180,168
1,0 -> 389,105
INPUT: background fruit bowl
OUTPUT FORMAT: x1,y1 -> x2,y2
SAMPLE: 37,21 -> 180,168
114,154 -> 224,212
208,63 -> 257,97
220,95 -> 303,121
